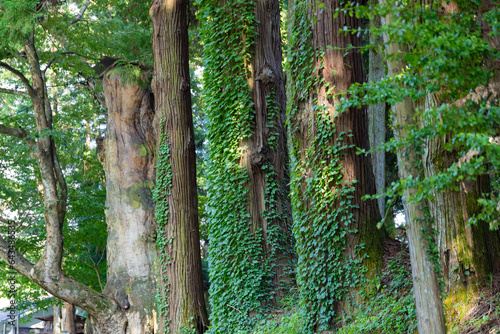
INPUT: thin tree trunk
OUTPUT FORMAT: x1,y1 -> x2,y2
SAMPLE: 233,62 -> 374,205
380,1 -> 446,332
150,1 -> 209,332
368,8 -> 386,220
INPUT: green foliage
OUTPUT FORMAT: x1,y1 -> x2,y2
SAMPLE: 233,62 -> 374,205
107,62 -> 152,89
286,1 -> 372,332
199,0 -> 292,331
0,0 -> 149,317
199,0 -> 263,330
0,65 -> 108,307
339,255 -> 417,334
342,1 -> 500,231
0,0 -> 40,57
251,295 -> 303,334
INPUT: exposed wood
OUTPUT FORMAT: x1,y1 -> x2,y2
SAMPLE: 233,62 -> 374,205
100,72 -> 158,333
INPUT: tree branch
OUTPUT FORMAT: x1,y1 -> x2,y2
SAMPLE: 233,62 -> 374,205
0,62 -> 41,103
0,124 -> 28,139
0,87 -> 29,97
0,234 -> 122,321
71,0 -> 90,24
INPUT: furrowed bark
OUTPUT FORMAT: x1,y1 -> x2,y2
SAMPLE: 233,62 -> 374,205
245,0 -> 294,301
150,1 -> 209,332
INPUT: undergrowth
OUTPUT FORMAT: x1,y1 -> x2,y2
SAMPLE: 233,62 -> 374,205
338,251 -> 417,334
215,241 -> 500,333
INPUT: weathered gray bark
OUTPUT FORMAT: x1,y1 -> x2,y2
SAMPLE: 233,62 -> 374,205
368,10 -> 386,220
99,71 -> 158,333
150,0 -> 208,332
380,1 -> 446,332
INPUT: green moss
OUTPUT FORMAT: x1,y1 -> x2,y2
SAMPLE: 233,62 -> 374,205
135,143 -> 152,157
124,181 -> 155,210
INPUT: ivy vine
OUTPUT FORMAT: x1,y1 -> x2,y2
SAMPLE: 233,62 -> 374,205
199,0 -> 293,331
153,123 -> 172,332
286,1 -> 369,332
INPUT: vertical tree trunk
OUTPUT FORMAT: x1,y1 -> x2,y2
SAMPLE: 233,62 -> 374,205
246,0 -> 294,300
380,1 -> 446,332
0,32 -> 132,334
199,0 -> 293,330
287,0 -> 384,331
150,1 -> 209,333
368,10 -> 386,220
422,114 -> 500,291
61,302 -> 77,334
99,71 -> 158,333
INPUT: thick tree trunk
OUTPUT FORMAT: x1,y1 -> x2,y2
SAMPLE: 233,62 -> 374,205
199,0 -> 293,330
287,0 -> 384,331
422,98 -> 500,291
99,72 -> 158,333
245,0 -> 293,300
150,1 -> 209,333
380,1 -> 446,332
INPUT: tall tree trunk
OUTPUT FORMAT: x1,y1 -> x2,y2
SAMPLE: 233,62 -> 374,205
150,1 -> 209,333
368,8 -> 386,220
380,1 -> 446,332
287,0 -> 384,331
199,0 -> 293,330
99,71 -> 158,333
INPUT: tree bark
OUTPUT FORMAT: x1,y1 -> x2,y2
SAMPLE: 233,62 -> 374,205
199,0 -> 293,330
99,71 -> 158,333
150,1 -> 209,333
368,10 -> 386,220
287,0 -> 385,330
61,302 -> 77,334
380,1 -> 446,332
244,0 -> 294,301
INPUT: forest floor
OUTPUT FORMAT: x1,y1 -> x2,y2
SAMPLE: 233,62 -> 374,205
251,237 -> 500,333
